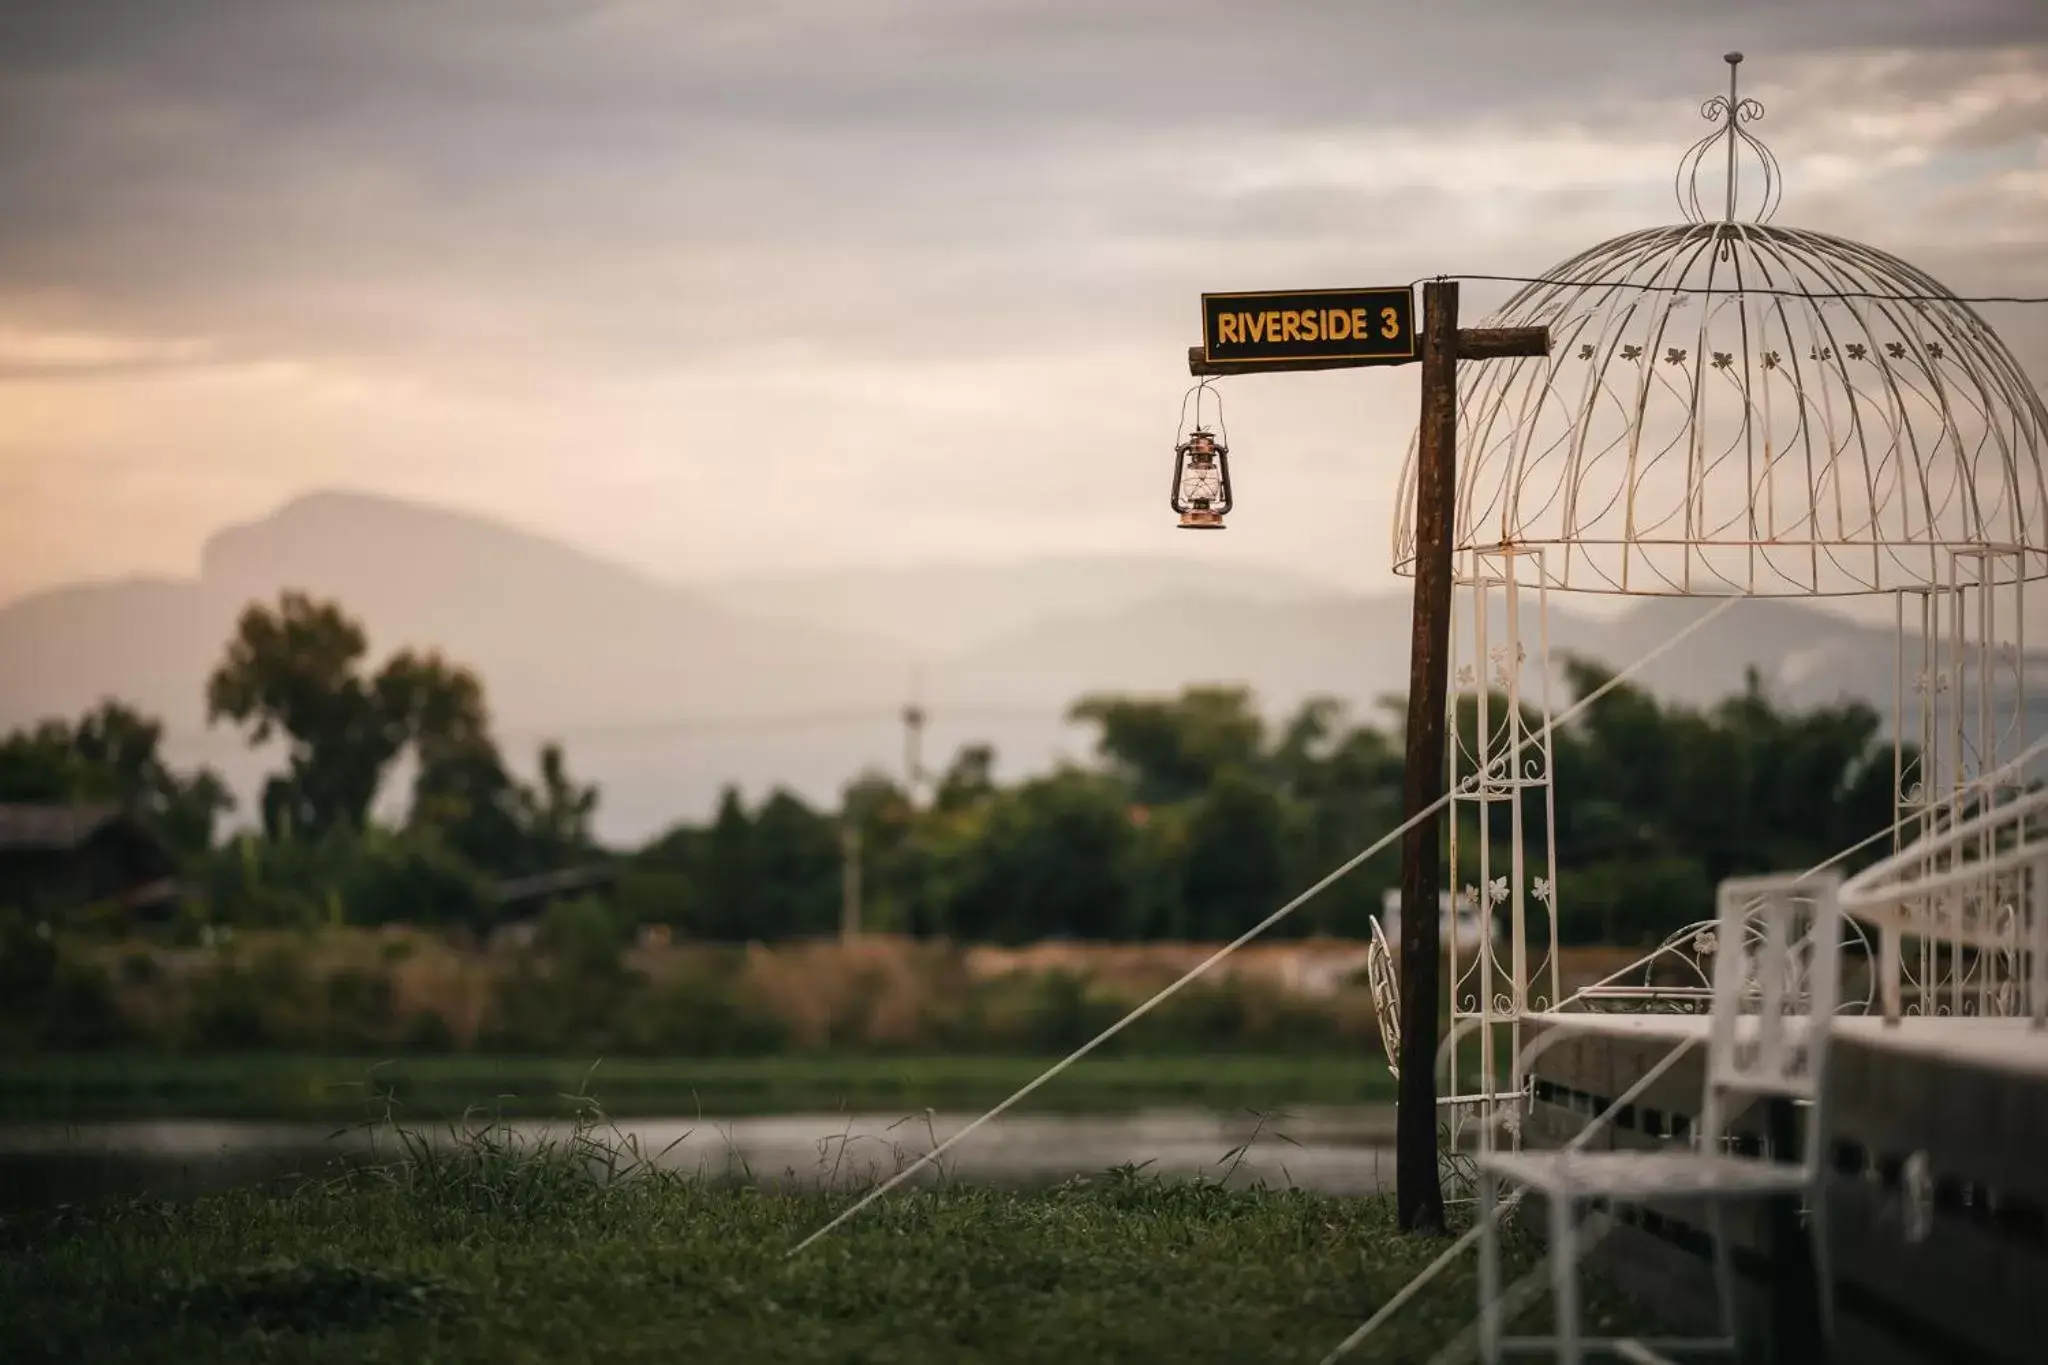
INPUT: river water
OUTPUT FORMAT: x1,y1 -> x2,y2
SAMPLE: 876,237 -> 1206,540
0,1107 -> 1396,1212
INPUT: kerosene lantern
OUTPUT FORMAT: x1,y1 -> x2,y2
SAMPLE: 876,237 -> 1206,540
1171,427 -> 1231,529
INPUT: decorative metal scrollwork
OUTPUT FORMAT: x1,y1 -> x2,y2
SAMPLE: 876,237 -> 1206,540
1366,916 -> 1401,1080
1571,898 -> 1878,1017
1677,54 -> 1780,225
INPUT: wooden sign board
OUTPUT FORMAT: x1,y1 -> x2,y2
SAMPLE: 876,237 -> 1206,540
1199,287 -> 1417,370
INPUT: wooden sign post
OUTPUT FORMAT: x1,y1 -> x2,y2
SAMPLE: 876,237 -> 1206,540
1188,279 -> 1548,1234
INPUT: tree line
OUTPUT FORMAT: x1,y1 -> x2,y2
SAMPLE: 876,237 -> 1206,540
0,591 -> 1901,947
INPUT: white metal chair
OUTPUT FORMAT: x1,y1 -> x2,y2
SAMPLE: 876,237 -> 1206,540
1475,870 -> 1844,1364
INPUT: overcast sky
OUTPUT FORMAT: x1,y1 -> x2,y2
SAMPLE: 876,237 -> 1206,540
1,0 -> 2044,607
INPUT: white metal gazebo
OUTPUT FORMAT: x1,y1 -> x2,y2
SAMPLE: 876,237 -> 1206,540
1388,54 -> 2048,1151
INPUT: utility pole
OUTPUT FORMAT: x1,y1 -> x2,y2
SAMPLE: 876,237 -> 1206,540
902,666 -> 927,806
1185,279 -> 1548,1236
1396,278 -> 1461,1236
840,820 -> 862,941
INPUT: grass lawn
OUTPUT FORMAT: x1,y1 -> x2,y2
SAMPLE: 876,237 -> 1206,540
0,1052 -> 1397,1122
0,1125 -> 1625,1364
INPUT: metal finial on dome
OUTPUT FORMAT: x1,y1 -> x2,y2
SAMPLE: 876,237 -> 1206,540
1675,51 -> 1782,224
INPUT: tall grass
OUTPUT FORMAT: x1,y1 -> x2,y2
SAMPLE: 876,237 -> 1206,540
26,927 -> 1392,1058
0,1094 -> 1639,1365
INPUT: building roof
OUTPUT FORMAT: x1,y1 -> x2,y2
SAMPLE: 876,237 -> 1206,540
491,865 -> 619,911
0,802 -> 131,852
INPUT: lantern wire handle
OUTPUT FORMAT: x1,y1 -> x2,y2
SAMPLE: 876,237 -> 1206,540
1176,378 -> 1228,447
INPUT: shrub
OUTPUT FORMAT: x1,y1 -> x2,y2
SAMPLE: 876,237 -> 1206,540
474,938 -> 640,1056
627,960 -> 787,1056
340,834 -> 494,929
0,909 -> 57,1016
0,911 -> 136,1048
184,964 -> 272,1049
610,868 -> 694,928
532,897 -> 630,974
198,829 -> 494,931
37,958 -> 135,1049
398,1009 -> 456,1053
183,943 -> 320,1050
323,966 -> 398,1050
965,969 -> 1125,1053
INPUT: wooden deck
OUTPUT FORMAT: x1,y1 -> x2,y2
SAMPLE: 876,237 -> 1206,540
1516,1011 -> 2048,1365
1530,1009 -> 2048,1077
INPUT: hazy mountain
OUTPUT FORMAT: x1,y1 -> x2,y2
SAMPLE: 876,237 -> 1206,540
0,576 -> 226,737
4,489 -> 2039,843
702,556 -> 1351,657
928,590 -> 1921,722
701,565 -> 1965,722
0,490 -> 909,735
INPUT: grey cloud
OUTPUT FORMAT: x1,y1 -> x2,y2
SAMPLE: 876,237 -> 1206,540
0,357 -> 214,382
8,2 -> 2041,123
0,0 -> 2042,383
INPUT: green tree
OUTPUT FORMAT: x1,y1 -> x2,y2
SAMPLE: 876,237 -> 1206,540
840,770 -> 921,936
205,593 -> 415,839
1178,765 -> 1293,941
933,743 -> 997,813
1547,655 -> 1903,943
523,742 -> 600,860
627,809 -> 704,929
1267,697 -> 1346,795
620,668 -> 1917,952
337,828 -> 496,928
683,782 -> 845,942
694,786 -> 757,941
206,593 -> 597,873
194,823 -> 496,931
943,768 -> 1139,943
1069,685 -> 1266,805
410,735 -> 599,879
751,790 -> 841,938
907,744 -> 1002,939
1269,699 -> 1405,937
0,700 -> 232,856
398,652 -> 520,867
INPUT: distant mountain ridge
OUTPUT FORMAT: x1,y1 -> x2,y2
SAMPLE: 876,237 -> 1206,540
3,489 -> 2037,842
0,490 -> 908,734
704,555 -> 1354,656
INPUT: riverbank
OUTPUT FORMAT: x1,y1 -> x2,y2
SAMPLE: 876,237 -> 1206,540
0,1156 -> 1603,1363
0,1052 -> 1397,1121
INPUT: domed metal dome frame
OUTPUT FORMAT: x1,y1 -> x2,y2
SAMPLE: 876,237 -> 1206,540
1391,221 -> 2048,598
1392,47 -> 2048,600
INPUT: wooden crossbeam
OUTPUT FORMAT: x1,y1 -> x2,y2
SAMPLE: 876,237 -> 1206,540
1183,326 -> 1548,375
